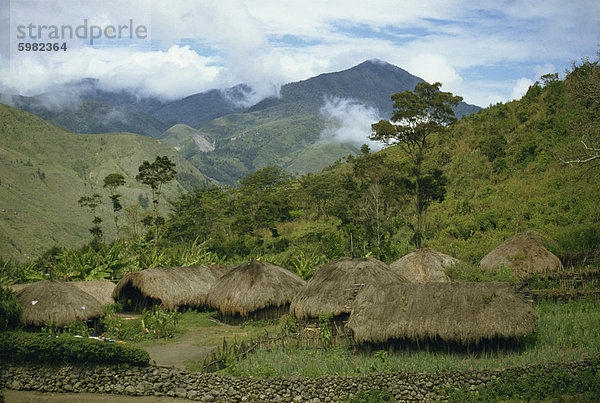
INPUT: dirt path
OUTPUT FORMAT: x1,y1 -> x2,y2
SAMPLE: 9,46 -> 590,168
140,329 -> 216,370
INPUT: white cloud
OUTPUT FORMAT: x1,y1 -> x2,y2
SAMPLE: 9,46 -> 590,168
0,0 -> 598,107
408,53 -> 464,89
510,78 -> 535,101
1,46 -> 227,100
534,63 -> 558,80
320,97 -> 383,150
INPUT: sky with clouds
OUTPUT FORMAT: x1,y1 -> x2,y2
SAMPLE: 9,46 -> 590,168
0,0 -> 599,107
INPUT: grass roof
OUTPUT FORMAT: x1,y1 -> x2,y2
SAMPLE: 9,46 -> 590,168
480,231 -> 563,280
389,248 -> 457,283
290,257 -> 406,320
112,265 -> 229,311
206,260 -> 306,317
348,282 -> 538,345
16,280 -> 105,327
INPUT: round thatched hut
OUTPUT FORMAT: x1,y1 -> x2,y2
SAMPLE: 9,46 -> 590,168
70,281 -> 116,306
290,257 -> 406,321
389,248 -> 457,283
206,260 -> 306,323
113,265 -> 229,312
480,231 -> 563,280
348,282 -> 538,348
16,280 -> 105,328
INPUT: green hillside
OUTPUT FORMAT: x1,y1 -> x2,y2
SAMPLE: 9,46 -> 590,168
155,59 -> 600,270
160,124 -> 215,153
190,61 -> 479,184
0,103 -> 210,262
2,95 -> 168,138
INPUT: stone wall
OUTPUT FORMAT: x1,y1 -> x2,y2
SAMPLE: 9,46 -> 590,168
0,357 -> 597,402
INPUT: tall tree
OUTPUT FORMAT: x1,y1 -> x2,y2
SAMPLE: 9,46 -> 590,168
136,156 -> 177,241
231,167 -> 292,239
78,193 -> 103,243
103,173 -> 126,238
370,82 -> 461,247
562,57 -> 600,166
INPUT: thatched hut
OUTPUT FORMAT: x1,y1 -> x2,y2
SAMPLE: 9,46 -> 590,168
16,280 -> 105,328
480,231 -> 563,280
206,260 -> 306,323
290,257 -> 406,321
113,265 -> 229,312
347,282 -> 538,348
389,248 -> 457,283
69,281 -> 116,306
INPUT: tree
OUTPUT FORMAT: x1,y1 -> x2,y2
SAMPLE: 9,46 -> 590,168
136,156 -> 177,241
164,186 -> 228,243
562,57 -> 600,166
78,193 -> 103,243
103,173 -> 126,238
370,82 -> 461,248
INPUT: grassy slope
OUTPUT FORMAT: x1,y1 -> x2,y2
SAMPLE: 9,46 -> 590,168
3,95 -> 168,138
0,103 -> 210,262
192,104 -> 330,183
405,80 -> 600,263
254,71 -> 599,266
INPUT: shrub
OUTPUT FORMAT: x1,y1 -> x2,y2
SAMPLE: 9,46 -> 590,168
0,287 -> 22,330
346,387 -> 395,402
141,307 -> 180,338
0,331 -> 149,365
445,261 -> 516,282
447,359 -> 600,402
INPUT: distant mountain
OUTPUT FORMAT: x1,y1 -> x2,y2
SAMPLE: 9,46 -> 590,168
249,60 -> 480,118
188,60 -> 481,183
3,60 -> 481,185
1,93 -> 168,137
151,85 -> 251,127
160,124 -> 215,154
0,103 -> 210,262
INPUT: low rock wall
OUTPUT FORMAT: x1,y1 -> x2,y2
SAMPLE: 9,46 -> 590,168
1,357 -> 597,402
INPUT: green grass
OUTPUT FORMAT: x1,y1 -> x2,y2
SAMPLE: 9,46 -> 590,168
0,103 -> 210,263
179,310 -> 220,328
223,298 -> 600,377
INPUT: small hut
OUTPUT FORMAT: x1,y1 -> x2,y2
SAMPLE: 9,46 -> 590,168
206,260 -> 306,323
390,248 -> 457,283
16,280 -> 105,328
70,281 -> 116,306
290,257 -> 406,322
113,265 -> 229,312
348,282 -> 538,348
480,231 -> 563,280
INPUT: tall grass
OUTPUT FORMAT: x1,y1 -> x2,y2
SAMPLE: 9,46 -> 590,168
225,298 -> 600,377
2,238 -> 227,284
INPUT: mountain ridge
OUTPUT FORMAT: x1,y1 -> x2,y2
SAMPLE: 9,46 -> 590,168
1,60 -> 481,185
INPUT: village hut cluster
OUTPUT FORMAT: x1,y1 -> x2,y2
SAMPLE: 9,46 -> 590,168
6,231 -> 562,351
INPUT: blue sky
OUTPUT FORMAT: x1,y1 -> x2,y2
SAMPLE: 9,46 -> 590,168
1,0 -> 599,107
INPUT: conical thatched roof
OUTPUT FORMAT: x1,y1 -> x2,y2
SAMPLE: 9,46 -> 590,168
16,280 -> 105,328
348,282 -> 538,345
69,281 -> 116,306
290,257 -> 406,320
113,265 -> 229,311
480,231 -> 563,280
206,260 -> 306,317
390,248 -> 457,283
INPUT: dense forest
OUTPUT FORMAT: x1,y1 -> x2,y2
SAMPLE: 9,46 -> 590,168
2,58 -> 599,284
